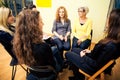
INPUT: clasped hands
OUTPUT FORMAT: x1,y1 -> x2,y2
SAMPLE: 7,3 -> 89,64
59,35 -> 67,42
80,49 -> 91,57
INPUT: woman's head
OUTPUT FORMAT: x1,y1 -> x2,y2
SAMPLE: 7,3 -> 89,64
78,6 -> 89,17
106,9 -> 120,42
13,10 -> 43,66
26,4 -> 37,11
56,6 -> 68,22
0,7 -> 14,28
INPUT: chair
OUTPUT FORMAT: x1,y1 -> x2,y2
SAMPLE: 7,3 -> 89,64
89,29 -> 93,50
79,59 -> 115,80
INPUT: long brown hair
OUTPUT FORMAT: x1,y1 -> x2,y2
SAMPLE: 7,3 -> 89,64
13,10 -> 43,66
100,9 -> 120,44
55,6 -> 68,22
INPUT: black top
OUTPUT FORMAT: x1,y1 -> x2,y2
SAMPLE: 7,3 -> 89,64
31,42 -> 56,67
30,42 -> 56,77
0,30 -> 17,60
81,41 -> 120,75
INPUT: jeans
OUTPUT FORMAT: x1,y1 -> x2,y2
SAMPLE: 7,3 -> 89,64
72,37 -> 91,49
65,48 -> 97,75
53,38 -> 71,51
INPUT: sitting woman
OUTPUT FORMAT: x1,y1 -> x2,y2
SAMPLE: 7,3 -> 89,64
65,9 -> 120,80
0,7 -> 17,66
13,10 -> 57,80
52,6 -> 71,60
72,6 -> 92,49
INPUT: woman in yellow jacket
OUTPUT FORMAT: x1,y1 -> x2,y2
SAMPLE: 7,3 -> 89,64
72,6 -> 92,49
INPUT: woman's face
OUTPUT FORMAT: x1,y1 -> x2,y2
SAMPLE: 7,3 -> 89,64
78,8 -> 86,17
58,8 -> 65,18
7,13 -> 15,25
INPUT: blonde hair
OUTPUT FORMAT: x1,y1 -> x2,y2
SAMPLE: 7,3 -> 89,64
78,6 -> 89,14
0,7 -> 13,35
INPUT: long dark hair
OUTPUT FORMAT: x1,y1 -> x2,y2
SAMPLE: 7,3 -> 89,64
100,9 -> 120,44
13,10 -> 43,66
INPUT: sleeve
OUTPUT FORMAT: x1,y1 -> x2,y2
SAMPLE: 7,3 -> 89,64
44,43 -> 56,68
96,43 -> 117,66
81,19 -> 92,41
67,20 -> 71,32
85,19 -> 92,36
0,32 -> 16,59
52,20 -> 57,33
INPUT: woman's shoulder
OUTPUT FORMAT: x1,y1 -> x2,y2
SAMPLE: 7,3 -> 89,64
32,42 -> 50,48
0,30 -> 11,37
97,40 -> 117,49
86,18 -> 92,23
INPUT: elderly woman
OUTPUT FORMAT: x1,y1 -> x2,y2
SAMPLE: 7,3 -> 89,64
72,6 -> 92,49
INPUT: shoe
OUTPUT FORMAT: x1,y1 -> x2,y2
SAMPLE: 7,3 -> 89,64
62,60 -> 69,69
69,76 -> 84,80
10,58 -> 18,66
69,77 -> 75,80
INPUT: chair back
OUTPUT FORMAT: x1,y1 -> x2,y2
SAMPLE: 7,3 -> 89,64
79,59 -> 115,80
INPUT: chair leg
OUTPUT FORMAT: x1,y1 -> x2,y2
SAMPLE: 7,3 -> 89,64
100,73 -> 104,80
85,76 -> 89,80
11,65 -> 17,80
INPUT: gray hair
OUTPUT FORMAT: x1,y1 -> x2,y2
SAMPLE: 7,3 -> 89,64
78,6 -> 89,14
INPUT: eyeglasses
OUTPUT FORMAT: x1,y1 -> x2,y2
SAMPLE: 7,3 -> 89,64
78,10 -> 84,12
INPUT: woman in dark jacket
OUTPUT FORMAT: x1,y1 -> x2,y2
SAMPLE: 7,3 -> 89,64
65,8 -> 120,80
13,10 -> 57,80
0,7 -> 17,65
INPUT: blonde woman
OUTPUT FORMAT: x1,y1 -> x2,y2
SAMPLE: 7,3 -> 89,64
0,7 -> 17,65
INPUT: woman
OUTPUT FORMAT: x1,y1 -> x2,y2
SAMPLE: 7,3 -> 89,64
66,9 -> 120,80
52,6 -> 71,59
13,10 -> 57,80
0,7 -> 17,66
72,6 -> 92,49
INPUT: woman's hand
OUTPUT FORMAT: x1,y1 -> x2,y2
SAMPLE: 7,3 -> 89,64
77,39 -> 82,45
59,35 -> 64,40
80,49 -> 91,57
84,49 -> 91,53
64,36 -> 67,42
80,50 -> 86,57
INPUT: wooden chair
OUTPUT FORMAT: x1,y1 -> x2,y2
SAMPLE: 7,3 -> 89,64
89,29 -> 93,50
79,59 -> 115,80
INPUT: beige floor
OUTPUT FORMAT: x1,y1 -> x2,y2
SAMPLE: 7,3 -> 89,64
0,43 -> 120,80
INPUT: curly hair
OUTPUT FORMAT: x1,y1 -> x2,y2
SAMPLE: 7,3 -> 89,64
13,10 -> 43,66
55,6 -> 69,22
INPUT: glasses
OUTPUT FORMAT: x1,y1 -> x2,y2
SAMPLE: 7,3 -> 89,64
78,10 -> 84,13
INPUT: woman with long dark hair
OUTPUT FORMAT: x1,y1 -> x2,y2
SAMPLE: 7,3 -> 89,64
65,9 -> 120,80
13,10 -> 57,80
